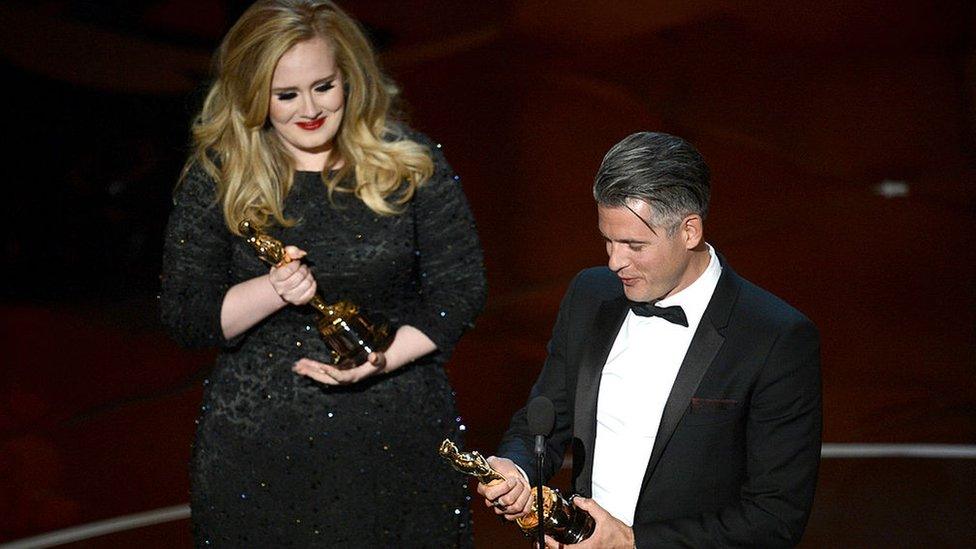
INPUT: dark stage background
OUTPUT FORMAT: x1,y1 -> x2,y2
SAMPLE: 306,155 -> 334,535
1,1 -> 974,546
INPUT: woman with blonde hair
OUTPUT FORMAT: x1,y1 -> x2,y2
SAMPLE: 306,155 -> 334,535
160,1 -> 485,545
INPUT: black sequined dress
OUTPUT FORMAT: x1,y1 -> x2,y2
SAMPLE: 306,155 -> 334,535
160,134 -> 486,547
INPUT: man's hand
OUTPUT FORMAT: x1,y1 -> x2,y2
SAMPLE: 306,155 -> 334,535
544,496 -> 634,548
475,456 -> 533,520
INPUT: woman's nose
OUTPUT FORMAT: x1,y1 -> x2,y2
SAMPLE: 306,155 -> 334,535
300,93 -> 320,118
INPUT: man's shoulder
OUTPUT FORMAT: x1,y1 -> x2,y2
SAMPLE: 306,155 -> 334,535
570,266 -> 623,300
728,269 -> 816,333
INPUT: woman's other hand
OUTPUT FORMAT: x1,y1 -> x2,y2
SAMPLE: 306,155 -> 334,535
292,326 -> 436,386
293,352 -> 387,385
269,246 -> 317,305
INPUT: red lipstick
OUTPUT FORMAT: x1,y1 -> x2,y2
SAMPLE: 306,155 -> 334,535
296,118 -> 325,131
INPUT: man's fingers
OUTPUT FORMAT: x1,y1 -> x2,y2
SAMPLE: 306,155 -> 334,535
511,483 -> 532,514
572,496 -> 598,512
495,493 -> 514,509
476,477 -> 503,494
481,477 -> 518,501
571,496 -> 612,523
543,534 -> 563,549
496,480 -> 535,518
476,460 -> 529,514
480,476 -> 521,515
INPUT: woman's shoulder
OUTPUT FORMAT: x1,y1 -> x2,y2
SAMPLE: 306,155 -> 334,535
388,125 -> 452,171
383,124 -> 454,185
385,124 -> 437,150
174,158 -> 220,205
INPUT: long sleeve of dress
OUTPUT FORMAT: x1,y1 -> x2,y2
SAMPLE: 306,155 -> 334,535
401,139 -> 487,360
159,166 -> 240,349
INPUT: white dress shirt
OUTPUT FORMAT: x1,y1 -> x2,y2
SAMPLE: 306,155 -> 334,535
591,245 -> 722,526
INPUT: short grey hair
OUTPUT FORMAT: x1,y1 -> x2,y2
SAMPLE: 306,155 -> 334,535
593,132 -> 710,233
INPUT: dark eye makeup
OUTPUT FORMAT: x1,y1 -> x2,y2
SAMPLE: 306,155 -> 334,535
275,80 -> 337,101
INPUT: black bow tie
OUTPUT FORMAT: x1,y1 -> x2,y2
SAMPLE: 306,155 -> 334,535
630,301 -> 689,327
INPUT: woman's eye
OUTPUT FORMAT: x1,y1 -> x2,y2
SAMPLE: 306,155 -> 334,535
315,83 -> 336,93
276,92 -> 298,100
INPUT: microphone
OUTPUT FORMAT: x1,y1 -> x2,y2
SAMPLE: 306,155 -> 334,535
527,395 -> 555,452
526,396 -> 555,548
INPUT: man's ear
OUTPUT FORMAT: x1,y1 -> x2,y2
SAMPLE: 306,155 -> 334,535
680,214 -> 703,249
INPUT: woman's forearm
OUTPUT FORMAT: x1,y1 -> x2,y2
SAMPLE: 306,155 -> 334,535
220,274 -> 287,339
383,325 -> 438,371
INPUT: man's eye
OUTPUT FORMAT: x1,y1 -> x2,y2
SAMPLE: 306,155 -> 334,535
315,83 -> 336,93
276,92 -> 298,100
628,244 -> 645,252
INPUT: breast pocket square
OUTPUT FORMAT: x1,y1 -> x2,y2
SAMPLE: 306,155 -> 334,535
690,397 -> 739,412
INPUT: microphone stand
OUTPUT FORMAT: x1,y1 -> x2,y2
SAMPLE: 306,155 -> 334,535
534,434 -> 546,549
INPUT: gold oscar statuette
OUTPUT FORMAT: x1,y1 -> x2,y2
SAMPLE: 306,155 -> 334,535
438,439 -> 595,544
239,220 -> 393,365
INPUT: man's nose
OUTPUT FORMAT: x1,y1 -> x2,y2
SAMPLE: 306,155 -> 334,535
607,244 -> 627,272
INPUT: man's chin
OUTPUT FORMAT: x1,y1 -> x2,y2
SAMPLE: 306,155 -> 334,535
623,286 -> 651,303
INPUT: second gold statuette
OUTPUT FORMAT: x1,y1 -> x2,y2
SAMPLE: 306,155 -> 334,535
438,439 -> 595,544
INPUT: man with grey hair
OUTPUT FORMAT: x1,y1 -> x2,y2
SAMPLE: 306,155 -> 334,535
478,132 -> 822,547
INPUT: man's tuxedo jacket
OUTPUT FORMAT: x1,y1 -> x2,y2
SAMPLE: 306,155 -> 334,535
498,259 -> 822,548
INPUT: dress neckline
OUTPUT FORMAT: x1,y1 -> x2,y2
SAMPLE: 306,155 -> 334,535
295,169 -> 336,176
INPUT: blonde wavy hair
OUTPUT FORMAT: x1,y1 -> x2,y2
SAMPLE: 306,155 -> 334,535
182,0 -> 434,233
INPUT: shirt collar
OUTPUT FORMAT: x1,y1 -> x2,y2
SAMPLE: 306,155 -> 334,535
654,244 -> 722,329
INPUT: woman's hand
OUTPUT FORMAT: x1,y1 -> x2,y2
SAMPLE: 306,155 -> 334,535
292,326 -> 436,386
293,352 -> 388,385
269,246 -> 317,305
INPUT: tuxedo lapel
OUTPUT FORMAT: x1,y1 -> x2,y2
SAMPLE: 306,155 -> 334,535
638,262 -> 741,493
573,294 -> 629,495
